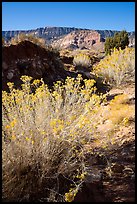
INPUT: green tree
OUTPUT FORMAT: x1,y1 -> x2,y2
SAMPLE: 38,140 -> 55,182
105,30 -> 129,55
117,30 -> 129,49
104,37 -> 114,55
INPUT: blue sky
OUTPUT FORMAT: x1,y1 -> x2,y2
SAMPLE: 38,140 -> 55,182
2,2 -> 135,32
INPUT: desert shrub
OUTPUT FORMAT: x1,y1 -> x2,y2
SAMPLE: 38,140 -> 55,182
73,53 -> 91,69
104,37 -> 114,55
2,75 -> 107,202
105,30 -> 129,55
93,47 -> 135,86
2,74 -> 135,201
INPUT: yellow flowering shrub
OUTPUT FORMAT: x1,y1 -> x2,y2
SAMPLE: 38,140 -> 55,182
73,53 -> 91,69
93,47 -> 135,86
65,188 -> 78,202
2,74 -> 134,202
2,74 -> 107,202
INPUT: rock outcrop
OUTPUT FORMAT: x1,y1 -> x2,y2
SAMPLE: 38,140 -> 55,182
51,30 -> 104,50
2,40 -> 109,94
51,29 -> 135,50
2,40 -> 73,91
129,35 -> 135,47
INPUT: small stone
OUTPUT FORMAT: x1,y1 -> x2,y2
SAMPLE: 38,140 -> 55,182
32,61 -> 36,68
111,163 -> 124,173
2,62 -> 8,70
123,167 -> 134,175
7,72 -> 14,80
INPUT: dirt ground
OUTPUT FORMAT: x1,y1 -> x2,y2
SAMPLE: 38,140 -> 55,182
74,84 -> 135,202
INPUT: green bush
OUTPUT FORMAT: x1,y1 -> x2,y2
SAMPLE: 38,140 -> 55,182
105,30 -> 129,55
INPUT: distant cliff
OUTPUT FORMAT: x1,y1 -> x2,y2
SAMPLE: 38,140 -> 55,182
51,29 -> 135,50
2,27 -> 85,43
51,30 -> 104,50
2,26 -> 135,48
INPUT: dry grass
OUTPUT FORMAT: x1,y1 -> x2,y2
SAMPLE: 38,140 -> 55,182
10,33 -> 46,47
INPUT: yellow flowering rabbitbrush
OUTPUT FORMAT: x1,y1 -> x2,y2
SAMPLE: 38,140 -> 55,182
2,73 -> 134,202
73,53 -> 91,69
93,47 -> 135,86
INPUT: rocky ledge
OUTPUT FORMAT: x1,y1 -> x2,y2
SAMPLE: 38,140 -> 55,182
2,40 -> 75,91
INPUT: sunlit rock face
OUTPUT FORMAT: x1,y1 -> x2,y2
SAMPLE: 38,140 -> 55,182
51,30 -> 103,49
